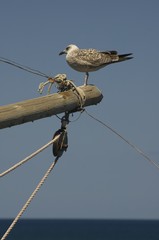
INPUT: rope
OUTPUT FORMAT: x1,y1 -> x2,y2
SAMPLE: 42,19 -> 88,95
0,56 -> 86,107
67,80 -> 86,108
0,135 -> 59,177
0,57 -> 50,78
85,109 -> 159,170
1,156 -> 59,240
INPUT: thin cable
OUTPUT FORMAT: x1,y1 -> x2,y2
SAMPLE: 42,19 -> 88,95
85,109 -> 159,170
1,156 -> 59,240
55,110 -> 84,123
0,57 -> 50,78
0,135 -> 59,177
69,109 -> 84,123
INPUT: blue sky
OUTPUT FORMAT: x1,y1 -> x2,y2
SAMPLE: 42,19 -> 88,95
1,0 -> 159,219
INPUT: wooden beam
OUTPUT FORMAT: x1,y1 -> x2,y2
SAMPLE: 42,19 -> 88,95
0,85 -> 103,129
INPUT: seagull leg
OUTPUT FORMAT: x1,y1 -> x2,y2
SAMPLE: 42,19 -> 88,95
84,72 -> 89,85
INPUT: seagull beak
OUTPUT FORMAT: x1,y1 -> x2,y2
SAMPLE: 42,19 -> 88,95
59,50 -> 66,55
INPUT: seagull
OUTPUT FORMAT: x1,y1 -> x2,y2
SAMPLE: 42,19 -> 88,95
59,44 -> 133,85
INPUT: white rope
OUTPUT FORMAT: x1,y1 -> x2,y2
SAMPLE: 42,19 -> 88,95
0,135 -> 59,177
1,156 -> 59,240
67,80 -> 86,108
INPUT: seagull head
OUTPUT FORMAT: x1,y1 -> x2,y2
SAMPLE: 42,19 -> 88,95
59,44 -> 79,55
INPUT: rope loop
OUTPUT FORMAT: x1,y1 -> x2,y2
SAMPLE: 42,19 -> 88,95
38,74 -> 86,109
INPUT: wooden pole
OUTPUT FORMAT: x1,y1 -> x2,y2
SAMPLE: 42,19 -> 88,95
0,85 -> 103,129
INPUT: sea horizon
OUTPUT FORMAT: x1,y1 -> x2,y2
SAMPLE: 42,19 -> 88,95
1,218 -> 159,240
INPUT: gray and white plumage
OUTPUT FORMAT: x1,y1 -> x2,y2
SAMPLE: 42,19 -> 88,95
59,44 -> 133,85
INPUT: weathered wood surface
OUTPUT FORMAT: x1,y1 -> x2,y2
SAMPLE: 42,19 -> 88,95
0,85 -> 103,129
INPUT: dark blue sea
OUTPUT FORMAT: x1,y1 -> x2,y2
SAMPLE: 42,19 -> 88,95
1,219 -> 159,240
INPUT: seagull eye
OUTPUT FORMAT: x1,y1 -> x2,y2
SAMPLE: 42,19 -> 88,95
66,46 -> 70,51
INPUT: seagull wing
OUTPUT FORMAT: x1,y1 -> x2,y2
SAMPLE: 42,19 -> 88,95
75,49 -> 117,67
